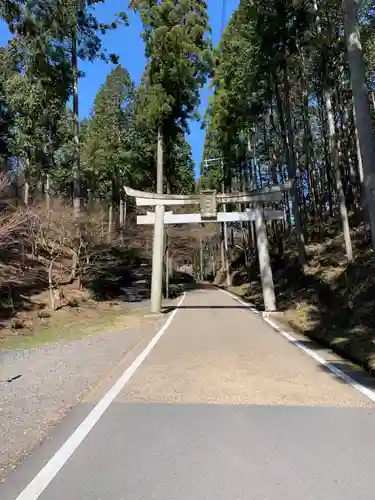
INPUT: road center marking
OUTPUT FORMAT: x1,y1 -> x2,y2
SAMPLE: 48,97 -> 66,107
15,293 -> 186,500
223,288 -> 375,404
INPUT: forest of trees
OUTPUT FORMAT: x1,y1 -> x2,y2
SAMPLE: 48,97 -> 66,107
201,0 -> 375,269
0,0 -> 211,313
0,1 -> 205,212
2,0 -> 375,323
193,0 -> 375,370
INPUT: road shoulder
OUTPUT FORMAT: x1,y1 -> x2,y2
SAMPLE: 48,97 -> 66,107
0,310 -> 166,483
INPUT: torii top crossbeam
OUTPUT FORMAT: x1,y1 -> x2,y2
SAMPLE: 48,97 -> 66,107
124,181 -> 291,207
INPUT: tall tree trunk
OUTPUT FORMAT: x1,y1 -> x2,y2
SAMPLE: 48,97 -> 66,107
107,203 -> 113,244
275,75 -> 308,265
298,42 -> 322,233
45,173 -> 50,211
343,0 -> 375,252
23,158 -> 30,206
24,181 -> 29,206
199,231 -> 204,281
157,126 -> 164,194
319,90 -> 334,217
325,90 -> 353,261
72,24 -> 80,219
340,93 -> 358,211
123,199 -> 127,227
310,0 -> 333,222
246,136 -> 255,249
119,199 -> 124,226
165,244 -> 169,299
352,104 -> 364,186
221,159 -> 230,285
353,94 -> 369,227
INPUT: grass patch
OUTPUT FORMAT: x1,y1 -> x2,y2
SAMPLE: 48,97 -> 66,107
0,301 -> 145,351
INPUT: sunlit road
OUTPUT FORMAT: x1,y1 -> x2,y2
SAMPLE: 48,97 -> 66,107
2,288 -> 375,500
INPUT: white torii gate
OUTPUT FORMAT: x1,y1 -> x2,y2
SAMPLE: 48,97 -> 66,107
124,182 -> 291,313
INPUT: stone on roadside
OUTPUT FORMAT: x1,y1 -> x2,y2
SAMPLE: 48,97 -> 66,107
10,317 -> 26,329
38,310 -> 52,319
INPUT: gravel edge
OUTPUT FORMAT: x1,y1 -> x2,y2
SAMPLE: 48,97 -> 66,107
0,315 -> 163,483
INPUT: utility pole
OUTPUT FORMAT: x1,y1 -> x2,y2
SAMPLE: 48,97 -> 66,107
199,230 -> 204,281
150,127 -> 165,314
221,158 -> 230,287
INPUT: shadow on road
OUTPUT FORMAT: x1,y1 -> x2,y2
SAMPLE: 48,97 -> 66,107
289,338 -> 375,394
163,297 -> 375,398
317,359 -> 375,393
162,304 -> 253,314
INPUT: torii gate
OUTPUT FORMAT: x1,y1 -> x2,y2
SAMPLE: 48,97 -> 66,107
124,182 -> 291,313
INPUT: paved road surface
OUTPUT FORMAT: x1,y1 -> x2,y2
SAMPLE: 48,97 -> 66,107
2,288 -> 375,499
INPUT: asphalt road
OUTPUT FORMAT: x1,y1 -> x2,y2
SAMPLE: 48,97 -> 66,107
2,288 -> 375,500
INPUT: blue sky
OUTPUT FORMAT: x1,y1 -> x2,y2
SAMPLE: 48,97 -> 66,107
0,0 -> 240,176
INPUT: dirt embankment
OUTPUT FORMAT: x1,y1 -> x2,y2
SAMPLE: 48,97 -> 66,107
0,205 -> 207,351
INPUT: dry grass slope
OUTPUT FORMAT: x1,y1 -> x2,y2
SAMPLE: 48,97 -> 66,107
0,201 -> 215,350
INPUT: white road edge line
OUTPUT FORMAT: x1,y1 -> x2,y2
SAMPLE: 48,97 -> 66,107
16,293 -> 186,500
221,288 -> 375,404
221,288 -> 260,314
